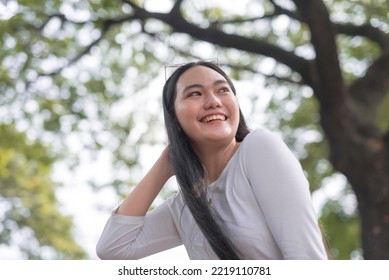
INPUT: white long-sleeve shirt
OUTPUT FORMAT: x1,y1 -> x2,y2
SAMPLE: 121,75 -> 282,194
96,129 -> 328,259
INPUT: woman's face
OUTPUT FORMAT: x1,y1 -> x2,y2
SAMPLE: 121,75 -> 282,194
174,65 -> 240,147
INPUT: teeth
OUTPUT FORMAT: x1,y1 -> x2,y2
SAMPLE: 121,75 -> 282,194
202,115 -> 226,122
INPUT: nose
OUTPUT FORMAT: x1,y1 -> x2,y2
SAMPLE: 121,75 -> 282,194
204,93 -> 222,109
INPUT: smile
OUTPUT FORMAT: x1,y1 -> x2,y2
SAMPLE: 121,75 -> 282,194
200,114 -> 227,123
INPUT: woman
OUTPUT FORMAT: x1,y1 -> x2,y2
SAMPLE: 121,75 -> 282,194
96,61 -> 328,260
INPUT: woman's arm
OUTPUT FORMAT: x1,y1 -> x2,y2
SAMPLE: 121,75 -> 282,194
116,147 -> 174,216
245,130 -> 327,259
96,147 -> 181,259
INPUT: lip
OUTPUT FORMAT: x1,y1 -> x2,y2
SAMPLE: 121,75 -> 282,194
199,113 -> 228,123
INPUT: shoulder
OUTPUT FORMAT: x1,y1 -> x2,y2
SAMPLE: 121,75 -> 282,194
241,129 -> 289,156
243,129 -> 282,144
240,129 -> 302,174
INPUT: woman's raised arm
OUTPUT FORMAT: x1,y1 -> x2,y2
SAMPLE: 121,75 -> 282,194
116,147 -> 174,216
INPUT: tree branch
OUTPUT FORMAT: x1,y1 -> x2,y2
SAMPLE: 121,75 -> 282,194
206,1 -> 304,35
292,0 -> 346,107
37,15 -> 135,77
268,0 -> 303,22
267,1 -> 389,50
211,15 -> 273,25
121,0 -> 313,86
170,0 -> 185,17
336,23 -> 389,50
291,0 -> 361,174
144,29 -> 302,85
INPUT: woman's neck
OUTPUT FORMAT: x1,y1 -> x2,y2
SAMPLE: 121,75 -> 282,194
195,139 -> 240,184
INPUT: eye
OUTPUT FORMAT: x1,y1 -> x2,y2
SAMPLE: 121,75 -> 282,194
188,91 -> 201,97
218,87 -> 231,94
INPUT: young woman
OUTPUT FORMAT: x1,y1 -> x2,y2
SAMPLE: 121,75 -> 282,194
96,61 -> 328,260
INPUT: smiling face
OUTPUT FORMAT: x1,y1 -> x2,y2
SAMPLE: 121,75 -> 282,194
174,65 -> 240,147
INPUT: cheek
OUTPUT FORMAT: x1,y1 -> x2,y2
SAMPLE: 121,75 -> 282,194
174,100 -> 184,120
174,101 -> 193,129
227,98 -> 240,121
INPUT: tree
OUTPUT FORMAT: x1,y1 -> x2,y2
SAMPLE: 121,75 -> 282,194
1,0 -> 388,259
0,123 -> 86,259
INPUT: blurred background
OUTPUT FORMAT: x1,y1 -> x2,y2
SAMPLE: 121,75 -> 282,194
1,0 -> 388,260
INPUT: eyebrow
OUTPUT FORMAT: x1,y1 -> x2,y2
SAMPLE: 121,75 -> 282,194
181,80 -> 228,94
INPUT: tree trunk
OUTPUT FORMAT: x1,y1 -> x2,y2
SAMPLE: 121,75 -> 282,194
345,144 -> 389,259
292,0 -> 389,259
353,176 -> 389,259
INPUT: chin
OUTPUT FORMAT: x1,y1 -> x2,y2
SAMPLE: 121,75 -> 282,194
201,129 -> 236,143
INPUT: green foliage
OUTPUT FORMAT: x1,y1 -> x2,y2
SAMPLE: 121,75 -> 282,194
326,0 -> 388,81
2,0 -> 388,259
0,123 -> 86,259
320,185 -> 361,259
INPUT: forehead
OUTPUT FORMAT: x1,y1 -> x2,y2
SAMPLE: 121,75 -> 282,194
176,65 -> 227,90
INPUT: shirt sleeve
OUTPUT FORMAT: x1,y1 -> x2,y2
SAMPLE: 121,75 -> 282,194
96,194 -> 182,259
243,129 -> 328,259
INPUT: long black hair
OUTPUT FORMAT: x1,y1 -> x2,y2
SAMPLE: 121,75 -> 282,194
162,61 -> 250,259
